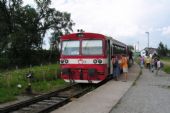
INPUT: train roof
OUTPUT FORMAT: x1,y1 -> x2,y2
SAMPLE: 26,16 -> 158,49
61,32 -> 105,39
110,37 -> 127,48
61,32 -> 127,48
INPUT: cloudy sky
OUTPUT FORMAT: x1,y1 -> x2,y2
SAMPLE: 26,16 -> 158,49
24,0 -> 170,50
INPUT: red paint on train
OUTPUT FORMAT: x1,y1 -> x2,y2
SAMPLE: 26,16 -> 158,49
60,32 -> 128,83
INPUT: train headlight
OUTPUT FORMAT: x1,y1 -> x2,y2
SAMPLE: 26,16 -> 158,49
98,59 -> 102,64
60,60 -> 64,64
65,59 -> 69,64
93,59 -> 97,64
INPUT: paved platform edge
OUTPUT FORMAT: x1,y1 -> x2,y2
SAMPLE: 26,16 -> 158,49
109,63 -> 141,113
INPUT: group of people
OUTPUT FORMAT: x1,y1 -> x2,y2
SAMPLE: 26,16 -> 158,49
139,55 -> 163,75
111,54 -> 163,82
112,55 -> 128,82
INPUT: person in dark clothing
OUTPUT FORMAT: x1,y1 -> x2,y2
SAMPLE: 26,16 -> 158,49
112,56 -> 120,81
154,57 -> 158,69
129,51 -> 133,64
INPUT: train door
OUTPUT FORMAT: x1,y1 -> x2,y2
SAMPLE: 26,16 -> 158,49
110,44 -> 113,74
107,40 -> 111,74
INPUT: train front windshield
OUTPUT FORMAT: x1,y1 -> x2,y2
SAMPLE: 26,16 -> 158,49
61,40 -> 103,55
62,40 -> 80,55
82,40 -> 102,55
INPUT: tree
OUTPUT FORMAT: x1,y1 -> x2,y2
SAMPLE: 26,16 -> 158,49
157,42 -> 168,56
0,0 -> 12,53
0,0 -> 74,67
35,0 -> 74,49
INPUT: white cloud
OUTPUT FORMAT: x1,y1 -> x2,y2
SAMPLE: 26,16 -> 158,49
51,0 -> 143,37
160,26 -> 170,36
23,0 -> 170,49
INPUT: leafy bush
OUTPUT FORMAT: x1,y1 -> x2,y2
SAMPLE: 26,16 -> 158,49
0,49 -> 60,69
0,57 -> 10,69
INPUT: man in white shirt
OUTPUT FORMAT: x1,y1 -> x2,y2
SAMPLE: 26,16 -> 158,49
156,59 -> 161,75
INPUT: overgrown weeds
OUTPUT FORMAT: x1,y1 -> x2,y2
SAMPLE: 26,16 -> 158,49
0,64 -> 68,103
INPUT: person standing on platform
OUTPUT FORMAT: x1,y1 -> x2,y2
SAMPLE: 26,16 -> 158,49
145,56 -> 151,70
121,55 -> 128,82
129,51 -> 134,64
154,57 -> 158,70
151,57 -> 155,72
139,55 -> 144,69
112,56 -> 120,81
156,58 -> 161,75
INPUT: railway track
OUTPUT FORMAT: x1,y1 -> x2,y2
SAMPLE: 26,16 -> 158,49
0,76 -> 110,113
0,84 -> 91,113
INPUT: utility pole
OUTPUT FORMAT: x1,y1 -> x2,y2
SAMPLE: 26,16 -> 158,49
145,32 -> 149,48
137,41 -> 139,51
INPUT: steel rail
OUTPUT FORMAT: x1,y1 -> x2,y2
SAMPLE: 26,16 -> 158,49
0,83 -> 81,113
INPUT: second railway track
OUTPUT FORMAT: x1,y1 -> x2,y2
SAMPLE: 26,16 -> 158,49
0,83 -> 91,113
0,77 -> 109,113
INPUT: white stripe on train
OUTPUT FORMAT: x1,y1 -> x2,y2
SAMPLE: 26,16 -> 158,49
60,58 -> 108,64
64,79 -> 101,83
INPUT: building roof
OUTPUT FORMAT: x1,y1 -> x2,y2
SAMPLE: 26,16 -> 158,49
144,47 -> 158,55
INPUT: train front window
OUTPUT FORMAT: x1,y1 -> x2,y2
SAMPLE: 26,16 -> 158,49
82,40 -> 103,55
62,40 -> 80,55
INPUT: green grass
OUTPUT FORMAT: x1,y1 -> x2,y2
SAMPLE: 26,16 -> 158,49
161,57 -> 170,62
0,64 -> 68,103
0,88 -> 21,103
161,57 -> 170,74
163,65 -> 170,74
161,57 -> 170,63
32,80 -> 68,93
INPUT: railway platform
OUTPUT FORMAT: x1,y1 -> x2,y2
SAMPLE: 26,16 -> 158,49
51,63 -> 140,113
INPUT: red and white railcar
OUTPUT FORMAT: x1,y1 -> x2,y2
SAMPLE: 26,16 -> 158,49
60,32 -> 127,83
